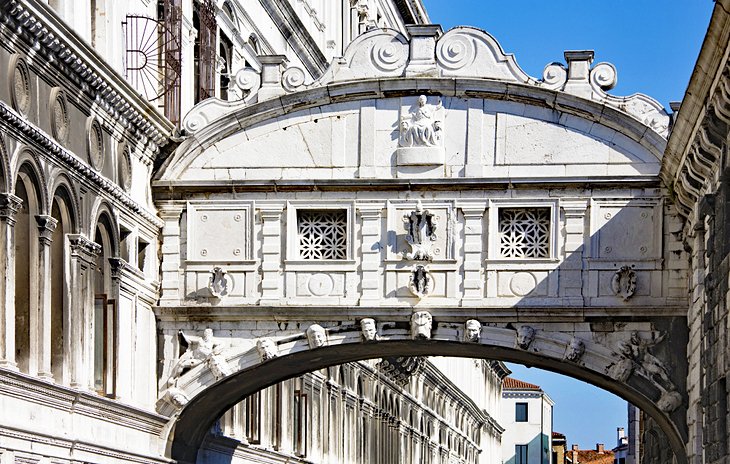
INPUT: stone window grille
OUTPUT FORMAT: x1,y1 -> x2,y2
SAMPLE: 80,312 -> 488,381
498,208 -> 551,258
297,209 -> 347,260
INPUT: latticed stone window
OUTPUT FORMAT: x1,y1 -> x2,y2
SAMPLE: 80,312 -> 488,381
498,208 -> 551,258
297,210 -> 348,260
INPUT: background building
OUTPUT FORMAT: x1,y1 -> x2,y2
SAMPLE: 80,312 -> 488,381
500,377 -> 554,464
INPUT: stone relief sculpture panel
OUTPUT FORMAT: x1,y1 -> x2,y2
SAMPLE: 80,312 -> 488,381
404,200 -> 437,261
611,266 -> 637,301
565,337 -> 585,363
606,331 -> 682,412
165,328 -> 230,387
208,267 -> 229,298
408,264 -> 432,299
397,95 -> 445,165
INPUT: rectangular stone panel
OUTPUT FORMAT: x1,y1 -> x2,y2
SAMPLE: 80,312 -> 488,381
187,202 -> 252,262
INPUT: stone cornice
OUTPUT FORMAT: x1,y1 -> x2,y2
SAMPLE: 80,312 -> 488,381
0,101 -> 164,229
258,0 -> 328,77
2,0 -> 174,147
394,0 -> 430,25
68,234 -> 102,263
0,369 -> 168,437
663,0 -> 730,224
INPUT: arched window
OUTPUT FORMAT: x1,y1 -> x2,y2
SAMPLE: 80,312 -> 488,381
219,32 -> 233,101
14,166 -> 40,374
93,214 -> 116,396
50,190 -> 73,384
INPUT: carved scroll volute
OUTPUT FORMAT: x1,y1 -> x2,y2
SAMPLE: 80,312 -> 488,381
611,265 -> 637,301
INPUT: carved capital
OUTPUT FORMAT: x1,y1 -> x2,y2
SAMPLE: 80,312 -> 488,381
67,234 -> 102,263
0,193 -> 22,226
35,215 -> 58,245
108,257 -> 129,279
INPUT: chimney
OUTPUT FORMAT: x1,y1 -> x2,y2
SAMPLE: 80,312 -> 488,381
617,427 -> 625,446
571,444 -> 579,462
597,443 -> 605,454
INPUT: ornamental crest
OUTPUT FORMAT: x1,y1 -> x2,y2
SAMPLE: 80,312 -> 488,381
611,265 -> 637,301
404,201 -> 437,261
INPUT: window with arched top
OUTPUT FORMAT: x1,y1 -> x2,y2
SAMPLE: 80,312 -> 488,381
93,215 -> 116,396
14,166 -> 40,375
50,190 -> 74,384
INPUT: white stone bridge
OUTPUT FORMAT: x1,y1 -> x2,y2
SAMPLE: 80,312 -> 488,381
153,25 -> 689,463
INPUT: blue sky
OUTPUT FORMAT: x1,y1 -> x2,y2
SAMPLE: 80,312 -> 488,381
420,0 -> 714,451
421,0 -> 713,109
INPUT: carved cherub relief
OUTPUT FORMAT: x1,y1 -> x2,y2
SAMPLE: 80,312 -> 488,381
399,95 -> 444,148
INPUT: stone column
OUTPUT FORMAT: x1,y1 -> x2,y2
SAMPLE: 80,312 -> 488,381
357,203 -> 383,305
259,205 -> 284,304
458,203 -> 486,304
108,257 -> 126,399
67,234 -> 101,390
158,202 -> 184,306
34,214 -> 58,380
0,193 -> 21,369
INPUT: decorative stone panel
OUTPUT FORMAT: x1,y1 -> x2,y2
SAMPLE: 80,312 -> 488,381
49,87 -> 70,146
186,202 -> 253,262
86,117 -> 105,171
590,199 -> 662,261
387,201 -> 453,262
9,54 -> 31,116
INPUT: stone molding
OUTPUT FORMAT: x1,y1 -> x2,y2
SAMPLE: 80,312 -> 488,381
2,0 -> 173,147
68,233 -> 102,264
181,27 -> 669,139
34,214 -> 58,245
0,100 -> 164,229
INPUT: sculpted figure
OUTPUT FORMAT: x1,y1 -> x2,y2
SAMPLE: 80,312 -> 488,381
657,390 -> 683,413
516,325 -> 536,350
408,264 -> 431,298
411,311 -> 433,339
207,347 -> 232,381
565,337 -> 586,362
360,318 -> 378,341
464,319 -> 481,343
307,324 -> 327,348
208,266 -> 228,297
161,386 -> 189,410
256,338 -> 279,361
167,328 -> 220,386
399,95 -> 443,147
404,201 -> 437,261
626,331 -> 673,387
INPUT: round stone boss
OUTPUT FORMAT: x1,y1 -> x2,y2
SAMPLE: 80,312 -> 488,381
49,87 -> 70,146
86,116 -> 105,171
9,54 -> 31,116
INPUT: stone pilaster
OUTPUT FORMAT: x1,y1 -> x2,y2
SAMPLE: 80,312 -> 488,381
67,234 -> 101,389
357,203 -> 383,304
259,205 -> 284,304
0,193 -> 21,370
157,203 -> 184,306
561,200 -> 588,305
458,203 -> 486,304
404,25 -> 441,77
34,214 -> 58,380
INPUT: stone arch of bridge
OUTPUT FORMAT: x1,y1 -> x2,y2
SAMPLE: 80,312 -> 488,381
164,322 -> 688,464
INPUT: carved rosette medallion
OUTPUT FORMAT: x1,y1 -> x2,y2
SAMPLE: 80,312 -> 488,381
50,88 -> 70,146
86,117 -> 105,171
118,143 -> 132,192
611,265 -> 637,301
9,55 -> 31,116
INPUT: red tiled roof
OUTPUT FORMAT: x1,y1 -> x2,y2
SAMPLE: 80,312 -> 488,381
553,431 -> 566,438
503,377 -> 541,390
576,450 -> 614,464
